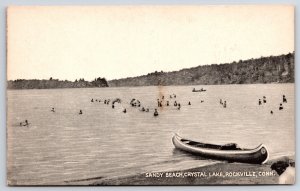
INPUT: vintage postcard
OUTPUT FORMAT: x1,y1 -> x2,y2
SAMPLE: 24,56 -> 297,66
6,5 -> 295,185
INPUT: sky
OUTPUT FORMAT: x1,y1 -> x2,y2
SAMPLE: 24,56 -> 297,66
7,5 -> 294,81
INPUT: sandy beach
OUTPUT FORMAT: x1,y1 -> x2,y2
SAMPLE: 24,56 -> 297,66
63,156 -> 294,186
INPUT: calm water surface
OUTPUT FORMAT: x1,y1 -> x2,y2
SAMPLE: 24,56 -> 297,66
7,84 -> 295,185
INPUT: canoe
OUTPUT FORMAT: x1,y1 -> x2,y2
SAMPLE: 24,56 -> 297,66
192,89 -> 206,92
172,134 -> 268,164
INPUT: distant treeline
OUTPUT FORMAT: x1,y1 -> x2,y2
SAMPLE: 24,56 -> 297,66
7,77 -> 108,89
108,52 -> 294,87
7,52 -> 294,89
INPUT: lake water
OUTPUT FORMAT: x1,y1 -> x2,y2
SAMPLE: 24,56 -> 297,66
6,84 -> 295,185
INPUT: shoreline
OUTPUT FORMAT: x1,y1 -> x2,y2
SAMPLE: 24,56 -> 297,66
6,82 -> 295,90
65,155 -> 294,186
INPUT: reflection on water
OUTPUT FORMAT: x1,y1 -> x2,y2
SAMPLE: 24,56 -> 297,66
7,84 -> 294,185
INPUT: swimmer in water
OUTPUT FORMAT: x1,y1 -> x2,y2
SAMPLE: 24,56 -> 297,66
154,109 -> 159,117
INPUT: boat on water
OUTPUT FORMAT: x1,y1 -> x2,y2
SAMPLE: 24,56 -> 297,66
172,134 -> 268,164
192,88 -> 206,92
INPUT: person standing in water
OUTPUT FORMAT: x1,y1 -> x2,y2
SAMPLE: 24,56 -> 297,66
79,110 -> 83,114
159,101 -> 163,107
263,96 -> 267,103
154,109 -> 159,116
51,107 -> 55,112
283,95 -> 287,103
258,99 -> 262,105
279,103 -> 283,110
223,101 -> 227,108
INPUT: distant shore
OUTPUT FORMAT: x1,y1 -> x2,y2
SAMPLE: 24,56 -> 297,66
65,155 -> 294,185
7,52 -> 294,89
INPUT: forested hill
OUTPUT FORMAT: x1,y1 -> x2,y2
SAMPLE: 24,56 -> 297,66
7,77 -> 108,89
7,52 -> 294,89
108,53 -> 294,87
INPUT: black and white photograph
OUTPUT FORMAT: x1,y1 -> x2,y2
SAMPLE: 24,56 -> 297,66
6,5 -> 295,185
